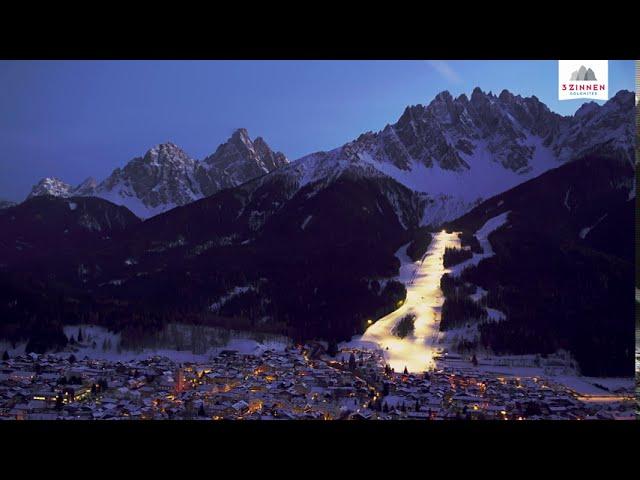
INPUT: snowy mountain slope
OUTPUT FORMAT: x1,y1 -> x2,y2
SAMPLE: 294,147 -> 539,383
197,128 -> 289,196
551,91 -> 636,165
74,177 -> 98,196
4,89 -> 635,357
30,170 -> 421,343
27,129 -> 289,219
24,89 -> 633,225
256,88 -> 635,227
27,177 -> 75,198
91,142 -> 203,219
446,153 -> 634,376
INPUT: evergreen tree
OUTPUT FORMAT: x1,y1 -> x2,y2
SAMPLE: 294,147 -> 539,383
472,354 -> 478,366
382,382 -> 390,396
198,403 -> 206,417
403,366 -> 408,375
78,329 -> 83,342
348,353 -> 356,371
68,354 -> 76,364
69,335 -> 76,345
2,350 -> 9,361
327,340 -> 338,357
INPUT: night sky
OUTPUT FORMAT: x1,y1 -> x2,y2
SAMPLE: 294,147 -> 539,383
0,60 -> 635,201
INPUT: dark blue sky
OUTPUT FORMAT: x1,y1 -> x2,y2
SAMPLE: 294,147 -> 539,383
0,60 -> 635,201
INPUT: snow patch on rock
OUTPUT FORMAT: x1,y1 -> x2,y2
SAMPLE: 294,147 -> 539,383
579,214 -> 608,239
301,215 -> 313,230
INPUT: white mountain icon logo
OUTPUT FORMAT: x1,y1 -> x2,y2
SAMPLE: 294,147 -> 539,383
569,65 -> 597,81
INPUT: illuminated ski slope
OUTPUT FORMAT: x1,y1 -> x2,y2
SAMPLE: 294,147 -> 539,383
361,231 -> 461,373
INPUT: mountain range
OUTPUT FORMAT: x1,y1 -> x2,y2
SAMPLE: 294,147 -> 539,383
27,129 -> 288,219
27,89 -> 636,225
3,87 -> 636,376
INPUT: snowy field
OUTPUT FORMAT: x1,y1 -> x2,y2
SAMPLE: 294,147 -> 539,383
50,324 -> 290,363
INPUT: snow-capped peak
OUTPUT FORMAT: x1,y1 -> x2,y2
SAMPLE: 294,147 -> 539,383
28,177 -> 74,199
74,177 -> 98,195
27,131 -> 289,219
24,89 -> 633,224
198,128 -> 289,196
142,142 -> 195,167
230,127 -> 252,146
264,87 -> 635,227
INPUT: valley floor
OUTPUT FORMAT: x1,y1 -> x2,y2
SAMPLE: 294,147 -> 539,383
0,217 -> 634,419
1,341 -> 634,421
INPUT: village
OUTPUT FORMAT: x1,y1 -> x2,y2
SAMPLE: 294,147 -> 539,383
0,342 -> 635,420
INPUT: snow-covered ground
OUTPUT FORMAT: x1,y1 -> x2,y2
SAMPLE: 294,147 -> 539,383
0,340 -> 27,357
54,324 -> 290,363
209,286 -> 254,312
358,138 -> 559,206
301,215 -> 313,230
95,183 -> 179,220
553,376 -> 633,396
348,212 -> 632,394
436,355 -> 632,396
357,136 -> 560,226
448,211 -> 510,278
579,214 -> 608,239
356,213 -> 511,373
358,231 -> 461,373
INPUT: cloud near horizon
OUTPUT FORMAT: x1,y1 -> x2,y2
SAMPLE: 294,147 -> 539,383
426,60 -> 463,84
